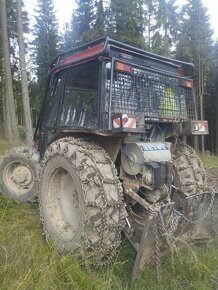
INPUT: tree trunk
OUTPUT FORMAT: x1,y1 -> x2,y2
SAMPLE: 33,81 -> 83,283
197,55 -> 205,152
3,88 -> 12,140
0,0 -> 20,143
215,90 -> 218,155
16,0 -> 33,145
199,56 -> 205,152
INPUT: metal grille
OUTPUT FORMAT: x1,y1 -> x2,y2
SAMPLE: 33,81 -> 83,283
108,63 -> 196,121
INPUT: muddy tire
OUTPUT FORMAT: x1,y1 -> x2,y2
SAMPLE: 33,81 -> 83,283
0,146 -> 39,202
172,141 -> 207,195
39,137 -> 127,263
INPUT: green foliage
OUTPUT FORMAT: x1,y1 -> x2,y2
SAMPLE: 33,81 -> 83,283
61,0 -> 108,49
175,0 -> 213,85
60,23 -> 75,51
62,0 -> 147,49
175,0 -> 214,151
176,0 -> 213,61
29,80 -> 42,128
71,0 -> 95,46
32,0 -> 59,98
145,0 -> 179,55
206,40 -> 218,153
94,0 -> 106,38
108,0 -> 145,49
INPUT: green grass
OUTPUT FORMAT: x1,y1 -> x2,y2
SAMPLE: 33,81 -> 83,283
0,137 -> 26,156
0,197 -> 217,290
198,152 -> 218,168
0,199 -> 217,290
0,140 -> 218,289
0,139 -> 14,155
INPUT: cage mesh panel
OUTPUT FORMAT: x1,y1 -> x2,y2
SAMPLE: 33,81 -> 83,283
109,65 -> 196,120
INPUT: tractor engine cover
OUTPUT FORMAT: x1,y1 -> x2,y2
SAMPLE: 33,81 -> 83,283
121,142 -> 172,189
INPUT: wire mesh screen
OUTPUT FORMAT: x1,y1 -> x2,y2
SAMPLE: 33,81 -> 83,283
107,62 -> 196,121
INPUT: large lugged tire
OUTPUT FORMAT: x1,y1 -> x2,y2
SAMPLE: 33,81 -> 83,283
172,141 -> 207,195
39,137 -> 127,262
0,146 -> 39,202
171,142 -> 217,243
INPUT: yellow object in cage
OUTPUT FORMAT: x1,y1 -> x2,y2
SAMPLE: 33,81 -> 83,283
159,87 -> 178,118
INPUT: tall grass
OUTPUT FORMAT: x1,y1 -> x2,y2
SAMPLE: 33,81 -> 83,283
0,139 -> 13,155
198,152 -> 218,168
0,198 -> 217,290
0,140 -> 218,289
0,197 -> 115,290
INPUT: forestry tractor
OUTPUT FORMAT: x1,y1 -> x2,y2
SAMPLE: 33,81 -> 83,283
0,37 -> 217,281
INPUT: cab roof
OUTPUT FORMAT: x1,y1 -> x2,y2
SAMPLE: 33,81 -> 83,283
50,37 -> 194,76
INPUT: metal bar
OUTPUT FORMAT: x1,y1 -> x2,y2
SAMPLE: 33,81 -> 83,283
131,218 -> 152,283
112,57 -> 192,80
108,58 -> 115,131
107,38 -> 194,69
125,188 -> 150,210
185,191 -> 218,199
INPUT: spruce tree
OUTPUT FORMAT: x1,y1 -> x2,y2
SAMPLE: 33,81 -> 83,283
71,0 -> 94,46
146,0 -> 179,55
214,41 -> 218,153
32,0 -> 59,98
175,0 -> 213,151
209,41 -> 218,153
61,0 -> 109,49
94,0 -> 106,37
60,23 -> 74,51
108,0 -> 145,48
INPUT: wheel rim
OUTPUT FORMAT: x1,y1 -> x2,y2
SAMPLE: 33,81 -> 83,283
46,167 -> 82,242
3,161 -> 34,196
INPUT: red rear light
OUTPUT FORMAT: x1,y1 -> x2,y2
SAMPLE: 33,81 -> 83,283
115,62 -> 132,73
182,80 -> 192,88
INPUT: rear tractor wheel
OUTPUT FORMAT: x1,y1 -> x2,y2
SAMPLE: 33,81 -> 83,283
170,139 -> 218,250
171,140 -> 211,239
39,137 -> 127,263
0,146 -> 39,202
172,140 -> 208,195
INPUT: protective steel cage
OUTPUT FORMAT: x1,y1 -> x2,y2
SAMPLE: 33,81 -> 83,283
108,60 -> 197,122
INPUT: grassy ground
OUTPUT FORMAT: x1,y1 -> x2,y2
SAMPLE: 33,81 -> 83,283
199,152 -> 218,169
0,139 -> 14,155
0,140 -> 218,290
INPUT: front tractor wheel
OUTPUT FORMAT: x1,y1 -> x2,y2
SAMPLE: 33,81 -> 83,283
39,137 -> 127,263
0,147 -> 39,202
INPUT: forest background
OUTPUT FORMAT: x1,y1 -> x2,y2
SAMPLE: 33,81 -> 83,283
0,0 -> 218,153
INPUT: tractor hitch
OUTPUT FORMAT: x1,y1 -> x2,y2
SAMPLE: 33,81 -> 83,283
129,189 -> 218,283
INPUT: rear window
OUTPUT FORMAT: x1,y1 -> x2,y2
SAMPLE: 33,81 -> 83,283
59,61 -> 99,129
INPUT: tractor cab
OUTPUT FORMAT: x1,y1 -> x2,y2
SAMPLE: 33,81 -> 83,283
35,37 -> 208,156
